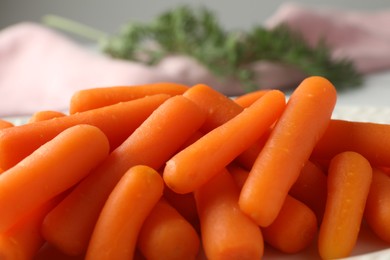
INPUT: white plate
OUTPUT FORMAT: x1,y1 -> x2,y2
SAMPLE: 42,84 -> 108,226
3,107 -> 390,259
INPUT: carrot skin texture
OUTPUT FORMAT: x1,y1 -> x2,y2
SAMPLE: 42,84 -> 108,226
164,90 -> 286,194
364,168 -> 390,244
318,151 -> 372,260
85,165 -> 164,260
239,76 -> 337,227
0,94 -> 169,170
42,95 -> 206,255
0,124 -> 109,232
137,198 -> 200,260
262,195 -> 318,254
313,119 -> 390,167
195,170 -> 264,260
69,82 -> 188,113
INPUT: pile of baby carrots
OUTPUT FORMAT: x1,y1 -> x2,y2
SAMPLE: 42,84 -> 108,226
0,76 -> 389,260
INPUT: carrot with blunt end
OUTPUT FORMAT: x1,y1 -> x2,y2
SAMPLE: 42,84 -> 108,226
195,169 -> 264,260
0,119 -> 14,129
239,76 -> 337,227
70,82 -> 188,113
85,165 -> 164,260
28,110 -> 66,123
164,90 -> 286,194
262,195 -> 318,254
318,151 -> 372,260
0,197 -> 61,260
42,95 -> 206,256
0,124 -> 109,232
364,168 -> 390,244
0,94 -> 169,170
233,89 -> 270,108
137,198 -> 200,260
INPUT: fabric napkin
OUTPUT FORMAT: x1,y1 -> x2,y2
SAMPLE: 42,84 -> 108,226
1,3 -> 390,116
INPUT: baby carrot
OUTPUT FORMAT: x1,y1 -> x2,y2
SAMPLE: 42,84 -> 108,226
137,198 -> 200,260
233,89 -> 270,108
365,167 -> 390,244
0,124 -> 109,232
262,195 -> 318,254
0,119 -> 14,129
313,119 -> 390,167
85,165 -> 164,260
0,198 -> 60,260
70,82 -> 188,113
318,151 -> 372,260
28,110 -> 66,123
34,243 -> 85,260
239,76 -> 337,227
164,89 -> 286,194
0,94 -> 169,170
42,95 -> 206,255
289,160 -> 328,222
195,169 -> 264,260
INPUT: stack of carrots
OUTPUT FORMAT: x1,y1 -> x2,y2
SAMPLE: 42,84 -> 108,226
0,76 -> 389,260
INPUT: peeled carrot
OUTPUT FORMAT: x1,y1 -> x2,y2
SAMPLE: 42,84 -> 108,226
318,151 -> 372,260
42,95 -> 206,255
164,90 -> 286,194
28,110 -> 66,123
0,119 -> 14,129
313,119 -> 390,167
289,160 -> 328,222
34,243 -> 85,260
137,198 -> 200,260
195,169 -> 264,260
85,165 -> 164,260
0,94 -> 169,170
0,198 -> 60,260
233,89 -> 270,108
69,82 -> 188,113
262,195 -> 318,254
0,124 -> 109,232
239,76 -> 337,227
365,167 -> 390,244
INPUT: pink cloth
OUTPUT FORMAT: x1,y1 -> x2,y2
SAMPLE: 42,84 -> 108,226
1,3 -> 390,116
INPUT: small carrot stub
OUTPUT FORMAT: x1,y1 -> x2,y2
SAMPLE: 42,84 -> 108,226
239,76 -> 337,227
42,95 -> 206,255
364,167 -> 390,244
0,119 -> 14,129
28,110 -> 66,123
163,89 -> 286,194
0,124 -> 109,232
85,165 -> 164,260
233,89 -> 270,108
69,82 -> 188,113
318,151 -> 372,260
262,195 -> 318,254
137,198 -> 200,260
195,169 -> 264,260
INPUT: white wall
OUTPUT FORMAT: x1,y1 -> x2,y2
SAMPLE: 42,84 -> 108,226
1,0 -> 388,39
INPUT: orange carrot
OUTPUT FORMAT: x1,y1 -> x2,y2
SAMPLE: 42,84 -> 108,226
28,110 -> 66,123
262,195 -> 318,254
0,197 -> 61,260
0,94 -> 169,170
137,198 -> 200,260
34,243 -> 85,260
233,89 -> 270,108
195,169 -> 264,260
289,160 -> 328,222
69,82 -> 188,113
365,167 -> 390,244
0,124 -> 109,232
227,163 -> 249,189
42,95 -> 206,255
85,165 -> 164,260
313,119 -> 390,167
164,90 -> 286,194
318,151 -> 372,260
0,119 -> 14,129
183,83 -> 244,132
239,76 -> 337,227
